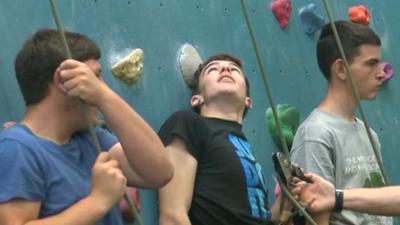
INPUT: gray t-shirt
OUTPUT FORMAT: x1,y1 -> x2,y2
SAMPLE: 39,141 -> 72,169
291,108 -> 392,225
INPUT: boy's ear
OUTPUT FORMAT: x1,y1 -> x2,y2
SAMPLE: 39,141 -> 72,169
190,94 -> 204,107
245,97 -> 253,109
332,59 -> 347,80
53,68 -> 67,94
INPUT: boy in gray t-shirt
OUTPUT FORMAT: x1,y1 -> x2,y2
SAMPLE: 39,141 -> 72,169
290,21 -> 392,225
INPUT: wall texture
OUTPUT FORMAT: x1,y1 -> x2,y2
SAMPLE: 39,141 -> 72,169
1,1 -> 399,224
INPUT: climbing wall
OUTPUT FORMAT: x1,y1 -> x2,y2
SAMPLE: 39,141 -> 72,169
1,0 -> 400,224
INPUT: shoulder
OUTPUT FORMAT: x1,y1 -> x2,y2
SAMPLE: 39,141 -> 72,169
0,137 -> 33,160
95,126 -> 118,150
160,110 -> 207,132
0,127 -> 46,175
1,124 -> 33,141
0,125 -> 38,154
159,110 -> 209,159
0,128 -> 47,203
291,110 -> 339,155
295,111 -> 334,140
72,126 -> 118,151
166,110 -> 203,123
355,117 -> 377,133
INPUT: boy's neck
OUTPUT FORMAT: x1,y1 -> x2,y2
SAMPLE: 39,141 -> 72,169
319,86 -> 357,122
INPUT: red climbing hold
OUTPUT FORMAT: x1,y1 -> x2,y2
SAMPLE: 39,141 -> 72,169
271,0 -> 292,29
348,5 -> 370,26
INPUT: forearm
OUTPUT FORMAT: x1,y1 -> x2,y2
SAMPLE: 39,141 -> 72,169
307,212 -> 330,225
269,197 -> 281,222
26,196 -> 109,225
159,212 -> 192,225
269,194 -> 292,222
98,90 -> 172,187
344,186 -> 400,216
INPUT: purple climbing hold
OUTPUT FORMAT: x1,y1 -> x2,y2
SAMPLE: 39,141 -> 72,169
381,62 -> 394,83
299,3 -> 325,34
271,0 -> 292,29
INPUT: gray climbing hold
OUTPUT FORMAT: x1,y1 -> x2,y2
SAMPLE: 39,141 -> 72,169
178,43 -> 203,87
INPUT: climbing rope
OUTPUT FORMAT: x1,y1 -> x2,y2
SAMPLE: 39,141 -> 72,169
48,1 -> 143,224
239,0 -> 290,157
321,0 -> 389,185
48,0 -> 102,158
239,1 -> 317,224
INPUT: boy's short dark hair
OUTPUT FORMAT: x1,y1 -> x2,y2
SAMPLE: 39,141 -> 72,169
14,28 -> 101,106
317,21 -> 381,80
191,53 -> 250,117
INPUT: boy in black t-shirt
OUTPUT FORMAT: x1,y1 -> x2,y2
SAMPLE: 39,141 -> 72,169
158,53 -> 287,225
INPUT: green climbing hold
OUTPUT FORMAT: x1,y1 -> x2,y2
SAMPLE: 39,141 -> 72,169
266,104 -> 300,150
364,171 -> 385,188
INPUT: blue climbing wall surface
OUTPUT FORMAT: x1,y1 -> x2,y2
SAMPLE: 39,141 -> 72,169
1,0 -> 400,224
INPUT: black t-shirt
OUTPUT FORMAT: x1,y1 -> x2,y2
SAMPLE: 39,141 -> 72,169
159,110 -> 272,225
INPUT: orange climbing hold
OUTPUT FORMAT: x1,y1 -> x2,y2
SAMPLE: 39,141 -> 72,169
348,5 -> 370,26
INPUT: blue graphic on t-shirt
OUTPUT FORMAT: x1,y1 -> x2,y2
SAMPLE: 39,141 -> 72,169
228,134 -> 271,220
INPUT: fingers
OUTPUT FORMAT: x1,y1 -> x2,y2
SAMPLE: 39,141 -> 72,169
96,152 -> 120,168
62,78 -> 80,94
305,197 -> 316,208
103,158 -> 119,169
297,196 -> 316,210
107,166 -> 126,181
290,186 -> 302,195
303,172 -> 316,182
90,152 -> 127,208
59,59 -> 84,70
56,59 -> 107,105
59,65 -> 91,84
305,198 -> 318,213
290,180 -> 308,190
93,152 -> 126,186
96,152 -> 111,163
55,68 -> 68,94
58,59 -> 97,86
292,177 -> 302,184
58,60 -> 82,82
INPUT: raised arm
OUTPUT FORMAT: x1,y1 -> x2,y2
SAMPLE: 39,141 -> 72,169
58,59 -> 173,188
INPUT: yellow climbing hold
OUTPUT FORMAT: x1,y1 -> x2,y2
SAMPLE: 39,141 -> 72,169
111,48 -> 144,84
